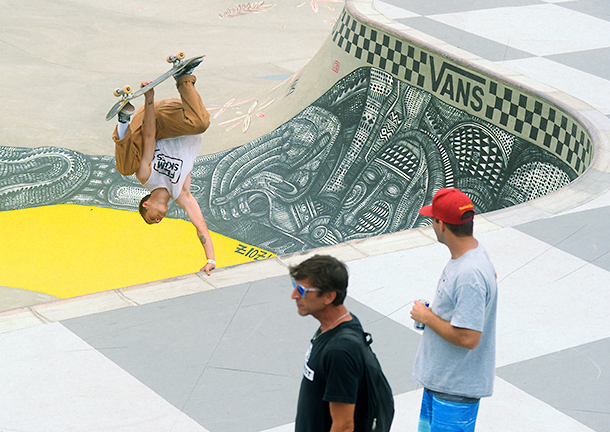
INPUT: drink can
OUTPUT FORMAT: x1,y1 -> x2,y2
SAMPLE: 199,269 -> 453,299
414,299 -> 430,330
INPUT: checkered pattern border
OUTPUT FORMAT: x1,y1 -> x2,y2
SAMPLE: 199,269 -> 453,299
332,11 -> 428,88
484,82 -> 591,174
331,9 -> 593,175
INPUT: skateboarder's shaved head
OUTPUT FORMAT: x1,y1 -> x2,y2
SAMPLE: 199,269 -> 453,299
139,194 -> 153,224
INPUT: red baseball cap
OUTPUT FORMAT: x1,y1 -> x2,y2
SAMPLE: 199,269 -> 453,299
419,188 -> 475,225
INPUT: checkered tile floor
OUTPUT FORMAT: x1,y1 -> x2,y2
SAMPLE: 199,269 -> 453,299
1,1 -> 609,431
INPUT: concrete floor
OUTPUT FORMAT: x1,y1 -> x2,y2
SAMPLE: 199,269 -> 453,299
1,0 -> 610,431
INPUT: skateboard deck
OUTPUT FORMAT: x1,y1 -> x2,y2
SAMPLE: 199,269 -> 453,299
106,53 -> 205,121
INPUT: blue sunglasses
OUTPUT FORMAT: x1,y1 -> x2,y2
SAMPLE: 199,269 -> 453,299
292,279 -> 320,296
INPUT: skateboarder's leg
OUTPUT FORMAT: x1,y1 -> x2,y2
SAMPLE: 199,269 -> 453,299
156,75 -> 210,138
177,75 -> 210,130
113,107 -> 145,176
116,121 -> 129,140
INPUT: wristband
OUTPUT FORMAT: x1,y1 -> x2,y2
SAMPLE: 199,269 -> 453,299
207,259 -> 216,265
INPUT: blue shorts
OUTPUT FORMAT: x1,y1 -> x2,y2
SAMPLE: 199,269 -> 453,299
418,389 -> 480,432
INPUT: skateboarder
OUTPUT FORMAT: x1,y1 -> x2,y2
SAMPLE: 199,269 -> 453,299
112,62 -> 216,275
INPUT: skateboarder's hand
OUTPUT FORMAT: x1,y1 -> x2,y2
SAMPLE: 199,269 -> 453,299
141,80 -> 154,100
201,261 -> 216,276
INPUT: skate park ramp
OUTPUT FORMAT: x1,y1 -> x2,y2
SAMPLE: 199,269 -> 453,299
0,0 -> 600,304
0,0 -> 341,304
2,0 -> 610,431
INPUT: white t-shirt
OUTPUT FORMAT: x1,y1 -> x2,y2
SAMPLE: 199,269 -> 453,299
144,133 -> 202,200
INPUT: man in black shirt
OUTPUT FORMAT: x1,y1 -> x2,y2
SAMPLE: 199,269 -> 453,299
290,255 -> 367,432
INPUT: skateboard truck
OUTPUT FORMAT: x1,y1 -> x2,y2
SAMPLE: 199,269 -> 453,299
166,51 -> 186,64
113,85 -> 133,98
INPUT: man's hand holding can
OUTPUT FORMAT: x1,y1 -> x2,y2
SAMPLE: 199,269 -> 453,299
412,299 -> 430,330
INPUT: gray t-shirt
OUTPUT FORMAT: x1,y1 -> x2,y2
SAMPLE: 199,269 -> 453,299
412,243 -> 497,399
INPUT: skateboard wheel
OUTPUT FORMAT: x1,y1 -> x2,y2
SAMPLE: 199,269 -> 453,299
113,85 -> 132,97
166,55 -> 174,63
177,51 -> 185,60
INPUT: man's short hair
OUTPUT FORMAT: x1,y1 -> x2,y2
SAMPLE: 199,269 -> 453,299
444,210 -> 474,237
289,255 -> 348,306
139,193 -> 153,224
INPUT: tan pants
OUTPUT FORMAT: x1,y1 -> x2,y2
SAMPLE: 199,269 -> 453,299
113,75 -> 211,176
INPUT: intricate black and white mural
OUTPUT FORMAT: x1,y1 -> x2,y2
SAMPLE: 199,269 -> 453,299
0,67 -> 577,254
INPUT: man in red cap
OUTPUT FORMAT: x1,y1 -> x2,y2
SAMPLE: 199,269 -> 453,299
411,188 -> 497,432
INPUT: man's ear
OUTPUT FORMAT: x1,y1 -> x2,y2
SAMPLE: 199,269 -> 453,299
324,290 -> 337,305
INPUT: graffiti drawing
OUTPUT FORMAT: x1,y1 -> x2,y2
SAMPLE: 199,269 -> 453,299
208,72 -> 301,132
0,67 -> 576,255
219,2 -> 275,19
297,0 -> 342,13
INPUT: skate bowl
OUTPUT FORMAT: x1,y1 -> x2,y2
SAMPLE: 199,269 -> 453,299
0,0 -> 606,308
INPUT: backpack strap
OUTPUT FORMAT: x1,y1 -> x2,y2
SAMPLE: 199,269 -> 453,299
364,331 -> 373,347
358,330 -> 395,432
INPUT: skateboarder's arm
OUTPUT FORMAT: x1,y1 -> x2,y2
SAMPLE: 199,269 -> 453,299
175,174 -> 216,276
136,82 -> 156,183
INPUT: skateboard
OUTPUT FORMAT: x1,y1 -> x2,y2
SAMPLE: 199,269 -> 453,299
106,52 -> 204,121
